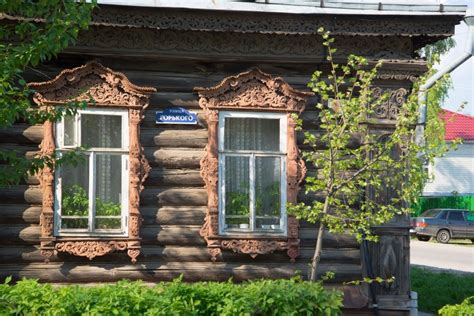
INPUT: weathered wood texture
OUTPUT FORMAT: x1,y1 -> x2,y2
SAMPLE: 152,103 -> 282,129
0,23 -> 429,284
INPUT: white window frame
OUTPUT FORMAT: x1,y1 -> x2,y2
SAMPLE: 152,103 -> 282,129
54,108 -> 129,237
218,111 -> 288,236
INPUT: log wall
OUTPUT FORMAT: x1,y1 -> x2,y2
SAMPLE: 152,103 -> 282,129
0,57 -> 366,283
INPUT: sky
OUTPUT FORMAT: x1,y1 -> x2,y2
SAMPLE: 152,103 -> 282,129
439,0 -> 474,116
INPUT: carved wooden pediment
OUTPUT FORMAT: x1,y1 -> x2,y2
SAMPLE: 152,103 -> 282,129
195,68 -> 312,113
29,61 -> 156,107
29,62 -> 155,263
195,69 -> 312,262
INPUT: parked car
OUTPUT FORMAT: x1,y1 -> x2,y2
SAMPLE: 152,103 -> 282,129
410,209 -> 474,243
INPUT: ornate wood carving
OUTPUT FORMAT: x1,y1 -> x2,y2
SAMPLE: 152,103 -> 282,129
88,7 -> 458,37
1,8 -> 458,37
372,87 -> 408,120
29,62 -> 155,106
29,62 -> 155,263
195,69 -> 312,262
71,27 -> 416,62
55,241 -> 127,260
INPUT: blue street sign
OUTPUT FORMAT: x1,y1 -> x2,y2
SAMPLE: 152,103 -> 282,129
156,107 -> 198,125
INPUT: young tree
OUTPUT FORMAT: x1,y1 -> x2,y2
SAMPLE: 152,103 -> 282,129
0,0 -> 96,186
289,28 -> 452,281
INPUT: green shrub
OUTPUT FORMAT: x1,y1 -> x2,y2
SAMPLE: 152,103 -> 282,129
0,277 -> 343,315
439,296 -> 474,316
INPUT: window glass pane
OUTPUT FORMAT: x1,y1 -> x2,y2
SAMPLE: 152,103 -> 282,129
465,212 -> 474,222
63,115 -> 75,146
448,211 -> 464,221
95,218 -> 122,230
95,154 -> 122,230
81,114 -> 122,148
421,209 -> 441,218
439,211 -> 447,220
224,118 -> 279,151
61,218 -> 88,229
255,157 -> 281,230
61,158 -> 89,229
224,156 -> 250,229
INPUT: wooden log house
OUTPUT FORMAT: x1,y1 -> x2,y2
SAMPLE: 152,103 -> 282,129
0,1 -> 467,314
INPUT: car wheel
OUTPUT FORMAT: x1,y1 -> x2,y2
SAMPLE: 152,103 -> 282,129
436,230 -> 450,244
417,236 -> 431,242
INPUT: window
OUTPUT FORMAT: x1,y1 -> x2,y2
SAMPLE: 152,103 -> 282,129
448,211 -> 465,221
195,68 -> 312,261
438,211 -> 448,220
465,212 -> 474,222
218,111 -> 287,235
29,62 -> 155,262
54,109 -> 129,236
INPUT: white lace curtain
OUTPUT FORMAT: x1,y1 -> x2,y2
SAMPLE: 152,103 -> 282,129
224,118 -> 280,218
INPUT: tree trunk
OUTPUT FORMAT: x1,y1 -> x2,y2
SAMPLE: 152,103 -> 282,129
309,197 -> 330,281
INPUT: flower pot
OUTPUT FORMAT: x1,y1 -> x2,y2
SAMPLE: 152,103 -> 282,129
239,224 -> 249,229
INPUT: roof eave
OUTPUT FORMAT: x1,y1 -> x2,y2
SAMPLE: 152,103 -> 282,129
97,0 -> 467,16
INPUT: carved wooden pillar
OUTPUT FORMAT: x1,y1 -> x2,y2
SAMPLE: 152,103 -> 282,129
199,109 -> 221,260
127,108 -> 150,263
39,118 -> 56,259
365,76 -> 416,312
286,114 -> 305,261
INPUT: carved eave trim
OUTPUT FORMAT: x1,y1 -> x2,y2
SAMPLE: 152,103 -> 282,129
31,62 -> 154,264
195,68 -> 313,114
197,69 -> 310,262
1,10 -> 461,37
28,61 -> 156,107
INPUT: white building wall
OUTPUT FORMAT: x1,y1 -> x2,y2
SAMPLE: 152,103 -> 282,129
423,142 -> 474,196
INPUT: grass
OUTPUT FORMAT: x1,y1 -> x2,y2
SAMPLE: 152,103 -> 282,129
411,267 -> 474,314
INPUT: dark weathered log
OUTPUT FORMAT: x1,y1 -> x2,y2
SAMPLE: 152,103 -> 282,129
141,129 -> 207,148
149,92 -> 200,110
297,130 -> 363,149
0,225 -> 41,245
141,206 -> 207,225
147,148 -> 204,168
0,186 -> 42,204
144,169 -> 203,187
0,261 -> 361,283
0,205 -> 41,224
141,188 -> 207,207
0,245 -> 359,264
0,125 -> 43,144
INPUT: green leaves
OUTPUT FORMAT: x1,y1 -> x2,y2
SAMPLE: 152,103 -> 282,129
0,278 -> 343,316
0,1 -> 95,187
289,29 -> 452,243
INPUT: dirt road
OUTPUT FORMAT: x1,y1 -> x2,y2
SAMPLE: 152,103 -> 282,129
410,240 -> 474,273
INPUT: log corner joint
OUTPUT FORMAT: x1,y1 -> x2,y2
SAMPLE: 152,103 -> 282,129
195,68 -> 313,262
29,62 -> 156,263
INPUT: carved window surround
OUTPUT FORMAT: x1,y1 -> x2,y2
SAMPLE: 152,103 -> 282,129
195,68 -> 313,262
29,62 -> 156,263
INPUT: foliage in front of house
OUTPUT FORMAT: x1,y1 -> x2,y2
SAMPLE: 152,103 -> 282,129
0,0 -> 96,187
0,277 -> 343,315
439,296 -> 474,316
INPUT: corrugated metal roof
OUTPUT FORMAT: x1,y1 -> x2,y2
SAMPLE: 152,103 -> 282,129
97,0 -> 467,16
